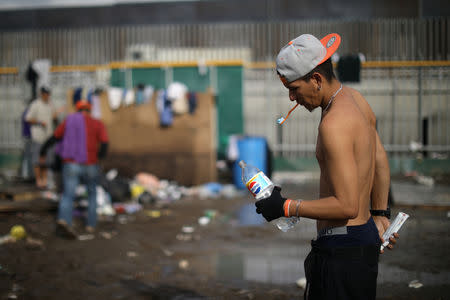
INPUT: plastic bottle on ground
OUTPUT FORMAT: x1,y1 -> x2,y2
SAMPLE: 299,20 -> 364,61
238,160 -> 298,232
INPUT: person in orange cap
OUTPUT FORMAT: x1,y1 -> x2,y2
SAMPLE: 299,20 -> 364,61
254,33 -> 398,300
40,99 -> 108,239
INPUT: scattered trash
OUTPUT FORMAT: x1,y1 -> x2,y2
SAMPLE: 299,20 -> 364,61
99,231 -> 116,239
404,171 -> 419,178
0,235 -> 16,245
116,215 -> 136,225
130,183 -> 146,199
127,251 -> 138,258
414,175 -> 435,187
124,203 -> 142,214
178,259 -> 189,270
135,172 -> 160,190
409,141 -> 423,152
296,277 -> 307,289
176,233 -> 192,241
198,216 -> 210,226
155,180 -> 184,203
10,225 -> 26,240
7,293 -> 17,300
236,289 -> 249,295
117,215 -> 128,224
408,279 -> 423,289
145,210 -> 161,218
181,226 -> 195,233
113,203 -> 142,214
41,190 -> 59,201
162,249 -> 174,257
137,191 -> 154,205
25,237 -> 44,250
96,186 -> 115,216
430,152 -> 448,159
78,234 -> 95,241
204,209 -> 218,219
106,169 -> 118,181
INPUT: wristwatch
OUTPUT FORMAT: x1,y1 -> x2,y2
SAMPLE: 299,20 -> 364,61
370,208 -> 391,219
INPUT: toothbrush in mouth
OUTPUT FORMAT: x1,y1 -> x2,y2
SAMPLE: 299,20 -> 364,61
277,103 -> 299,125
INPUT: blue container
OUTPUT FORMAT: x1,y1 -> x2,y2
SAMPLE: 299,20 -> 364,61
232,136 -> 268,189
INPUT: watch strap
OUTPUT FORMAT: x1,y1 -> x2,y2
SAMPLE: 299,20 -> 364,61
370,209 -> 391,219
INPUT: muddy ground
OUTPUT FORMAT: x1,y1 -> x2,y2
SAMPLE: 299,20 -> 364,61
0,178 -> 449,300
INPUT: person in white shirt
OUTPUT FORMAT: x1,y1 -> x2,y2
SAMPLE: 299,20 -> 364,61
25,86 -> 57,189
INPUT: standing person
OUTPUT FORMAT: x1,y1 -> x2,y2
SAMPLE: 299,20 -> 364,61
25,86 -> 57,189
254,33 -> 398,299
20,99 -> 34,181
40,100 -> 109,239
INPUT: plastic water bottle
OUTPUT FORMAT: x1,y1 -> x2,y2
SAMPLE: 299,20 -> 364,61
238,160 -> 298,232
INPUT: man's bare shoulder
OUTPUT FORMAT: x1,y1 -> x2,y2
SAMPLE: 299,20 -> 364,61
346,86 -> 376,127
319,104 -> 356,141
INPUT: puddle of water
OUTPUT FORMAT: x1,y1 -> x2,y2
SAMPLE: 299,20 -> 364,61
213,245 -> 450,287
214,244 -> 310,285
378,263 -> 450,286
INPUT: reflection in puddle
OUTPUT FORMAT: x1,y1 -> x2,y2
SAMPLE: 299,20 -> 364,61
215,245 -> 310,284
214,245 -> 450,286
378,264 -> 450,285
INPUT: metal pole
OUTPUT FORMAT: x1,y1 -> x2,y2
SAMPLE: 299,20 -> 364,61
417,66 -> 423,145
391,72 -> 396,145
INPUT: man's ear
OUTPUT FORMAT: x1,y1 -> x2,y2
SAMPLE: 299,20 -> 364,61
311,73 -> 322,91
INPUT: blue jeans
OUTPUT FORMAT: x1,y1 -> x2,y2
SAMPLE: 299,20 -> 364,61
58,163 -> 99,227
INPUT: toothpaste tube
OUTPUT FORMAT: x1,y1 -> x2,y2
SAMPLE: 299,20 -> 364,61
380,212 -> 409,251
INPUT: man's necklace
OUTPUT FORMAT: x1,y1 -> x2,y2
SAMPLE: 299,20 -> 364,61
323,83 -> 343,113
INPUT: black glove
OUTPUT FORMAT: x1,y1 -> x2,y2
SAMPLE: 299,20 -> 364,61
255,186 -> 286,222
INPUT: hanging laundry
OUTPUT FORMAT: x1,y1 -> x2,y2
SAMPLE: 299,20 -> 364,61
87,88 -> 94,103
107,87 -> 123,111
188,92 -> 197,114
124,89 -> 135,106
337,54 -> 361,83
143,85 -> 154,104
135,84 -> 145,105
90,94 -> 102,120
73,87 -> 83,106
157,89 -> 173,127
32,59 -> 51,92
25,62 -> 39,100
167,82 -> 189,115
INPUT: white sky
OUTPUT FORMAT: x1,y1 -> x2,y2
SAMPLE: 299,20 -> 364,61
0,0 -> 201,11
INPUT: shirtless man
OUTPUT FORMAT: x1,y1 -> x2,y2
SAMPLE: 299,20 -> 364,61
255,33 -> 398,299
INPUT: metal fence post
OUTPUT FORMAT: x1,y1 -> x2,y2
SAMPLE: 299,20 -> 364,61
391,72 -> 396,145
417,66 -> 423,146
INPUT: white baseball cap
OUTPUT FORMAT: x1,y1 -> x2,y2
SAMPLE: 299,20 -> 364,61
276,33 -> 341,84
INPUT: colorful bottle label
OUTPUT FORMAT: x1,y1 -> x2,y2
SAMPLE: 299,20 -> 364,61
246,171 -> 271,197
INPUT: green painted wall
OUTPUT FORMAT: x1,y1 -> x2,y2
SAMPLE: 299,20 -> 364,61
0,152 -> 22,171
216,66 -> 243,158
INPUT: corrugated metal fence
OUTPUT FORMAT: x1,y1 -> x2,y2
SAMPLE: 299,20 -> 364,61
1,18 -> 448,67
0,18 -> 449,158
244,63 -> 450,158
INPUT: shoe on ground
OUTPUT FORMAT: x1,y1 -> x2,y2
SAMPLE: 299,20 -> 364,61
56,220 -> 77,240
85,226 -> 95,234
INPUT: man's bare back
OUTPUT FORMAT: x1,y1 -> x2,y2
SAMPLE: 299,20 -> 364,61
316,86 -> 376,231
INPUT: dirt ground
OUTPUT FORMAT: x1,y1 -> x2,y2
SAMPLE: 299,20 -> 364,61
0,179 -> 449,300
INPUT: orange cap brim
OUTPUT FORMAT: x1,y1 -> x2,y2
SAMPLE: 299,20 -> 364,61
319,33 -> 341,65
